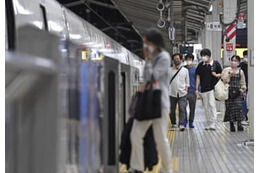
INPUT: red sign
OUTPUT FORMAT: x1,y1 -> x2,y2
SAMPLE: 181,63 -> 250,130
238,13 -> 244,20
226,43 -> 233,52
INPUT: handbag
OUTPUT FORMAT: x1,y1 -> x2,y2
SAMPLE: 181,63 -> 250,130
132,57 -> 162,121
229,87 -> 241,99
134,81 -> 162,121
214,79 -> 229,101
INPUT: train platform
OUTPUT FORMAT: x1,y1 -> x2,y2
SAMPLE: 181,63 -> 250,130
5,0 -> 256,173
120,100 -> 253,173
171,100 -> 253,173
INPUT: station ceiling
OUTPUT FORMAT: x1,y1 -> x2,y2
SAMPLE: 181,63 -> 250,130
58,0 -> 248,57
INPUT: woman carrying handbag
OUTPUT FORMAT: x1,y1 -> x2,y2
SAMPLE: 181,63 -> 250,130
221,55 -> 247,132
130,28 -> 173,173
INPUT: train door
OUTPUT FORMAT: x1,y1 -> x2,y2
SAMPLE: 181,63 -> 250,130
102,57 -> 120,173
120,63 -> 131,132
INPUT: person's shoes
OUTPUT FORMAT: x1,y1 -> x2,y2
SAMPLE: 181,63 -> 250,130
132,170 -> 143,173
238,125 -> 244,131
205,125 -> 211,130
170,124 -> 178,131
209,123 -> 216,130
183,119 -> 188,128
230,122 -> 235,132
179,125 -> 185,131
241,121 -> 249,126
189,122 -> 195,128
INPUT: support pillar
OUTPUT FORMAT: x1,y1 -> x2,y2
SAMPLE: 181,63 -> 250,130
245,0 -> 254,145
203,0 -> 222,64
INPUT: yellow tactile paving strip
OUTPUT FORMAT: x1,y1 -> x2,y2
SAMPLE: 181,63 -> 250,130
120,117 -> 178,173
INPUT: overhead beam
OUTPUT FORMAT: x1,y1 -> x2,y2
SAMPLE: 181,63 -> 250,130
184,0 -> 210,9
64,0 -> 117,10
187,16 -> 204,22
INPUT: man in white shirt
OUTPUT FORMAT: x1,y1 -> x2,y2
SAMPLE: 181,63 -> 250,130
169,53 -> 190,131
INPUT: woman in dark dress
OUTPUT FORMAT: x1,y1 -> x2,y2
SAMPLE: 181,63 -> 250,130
221,55 -> 247,132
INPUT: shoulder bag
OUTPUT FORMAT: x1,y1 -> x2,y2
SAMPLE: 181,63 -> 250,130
169,67 -> 182,85
130,58 -> 162,121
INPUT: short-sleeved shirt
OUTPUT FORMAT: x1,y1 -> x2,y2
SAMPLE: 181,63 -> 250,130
185,66 -> 196,94
196,59 -> 222,93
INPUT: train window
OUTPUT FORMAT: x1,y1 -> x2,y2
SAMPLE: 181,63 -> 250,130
121,72 -> 126,127
108,71 -> 116,165
5,0 -> 15,50
40,5 -> 49,31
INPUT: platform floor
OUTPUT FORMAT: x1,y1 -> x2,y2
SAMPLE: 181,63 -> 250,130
121,100 -> 254,173
172,100 -> 254,173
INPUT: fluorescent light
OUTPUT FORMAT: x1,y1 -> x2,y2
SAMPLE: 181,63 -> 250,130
69,34 -> 82,40
48,21 -> 63,32
99,48 -> 113,53
209,4 -> 213,12
90,44 -> 103,48
32,21 -> 43,29
84,42 -> 96,46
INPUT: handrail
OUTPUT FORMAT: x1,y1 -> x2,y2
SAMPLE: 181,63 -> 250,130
6,51 -> 57,75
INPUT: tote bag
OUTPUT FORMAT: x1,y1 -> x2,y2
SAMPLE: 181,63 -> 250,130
214,79 -> 229,101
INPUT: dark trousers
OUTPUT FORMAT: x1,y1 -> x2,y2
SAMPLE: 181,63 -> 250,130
186,93 -> 197,122
170,95 -> 187,125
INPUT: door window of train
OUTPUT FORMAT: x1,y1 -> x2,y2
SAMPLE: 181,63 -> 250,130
121,72 -> 126,127
108,71 -> 116,165
40,5 -> 49,31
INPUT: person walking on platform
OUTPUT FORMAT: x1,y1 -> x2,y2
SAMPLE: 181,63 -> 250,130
221,55 -> 247,132
184,53 -> 197,128
168,53 -> 189,131
130,28 -> 173,173
239,50 -> 249,125
195,48 -> 222,130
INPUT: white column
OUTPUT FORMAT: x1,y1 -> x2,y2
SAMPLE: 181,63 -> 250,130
203,0 -> 222,64
248,0 -> 254,141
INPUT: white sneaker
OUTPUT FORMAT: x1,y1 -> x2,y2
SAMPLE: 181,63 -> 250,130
241,121 -> 249,126
209,123 -> 216,130
170,124 -> 178,131
179,125 -> 185,131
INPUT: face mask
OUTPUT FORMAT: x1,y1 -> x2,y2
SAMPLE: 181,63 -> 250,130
143,43 -> 154,54
231,61 -> 239,67
201,56 -> 208,62
243,58 -> 248,62
147,45 -> 154,53
174,60 -> 181,66
186,61 -> 192,65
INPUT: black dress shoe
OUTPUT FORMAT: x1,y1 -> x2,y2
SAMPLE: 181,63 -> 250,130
237,121 -> 244,131
230,122 -> 235,132
238,125 -> 244,131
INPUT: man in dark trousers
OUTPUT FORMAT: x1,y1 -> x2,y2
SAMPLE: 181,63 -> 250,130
195,48 -> 222,130
240,50 -> 249,124
184,53 -> 197,128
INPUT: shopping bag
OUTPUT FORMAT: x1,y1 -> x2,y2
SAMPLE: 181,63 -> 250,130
214,79 -> 229,101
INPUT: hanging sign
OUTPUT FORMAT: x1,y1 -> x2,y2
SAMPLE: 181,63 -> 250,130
237,13 -> 245,29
